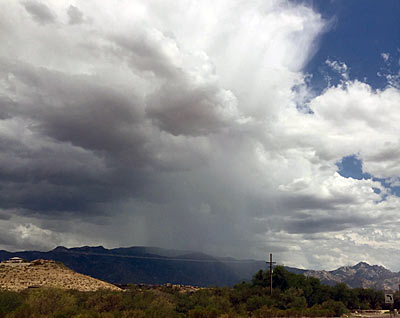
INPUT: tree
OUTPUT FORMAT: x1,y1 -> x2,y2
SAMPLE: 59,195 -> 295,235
272,266 -> 291,291
251,270 -> 270,288
278,288 -> 307,310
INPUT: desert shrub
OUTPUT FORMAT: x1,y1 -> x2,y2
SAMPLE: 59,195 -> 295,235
321,299 -> 349,317
188,306 -> 220,318
6,304 -> 32,318
129,291 -> 158,310
277,288 -> 307,310
175,292 -> 196,314
22,288 -> 77,317
0,290 -> 23,317
305,304 -> 334,317
85,290 -> 124,312
120,309 -> 146,318
246,295 -> 272,311
71,310 -> 101,318
143,294 -> 176,318
97,312 -> 116,318
253,306 -> 285,317
230,282 -> 265,306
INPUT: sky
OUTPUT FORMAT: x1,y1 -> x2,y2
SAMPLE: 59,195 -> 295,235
1,0 -> 400,271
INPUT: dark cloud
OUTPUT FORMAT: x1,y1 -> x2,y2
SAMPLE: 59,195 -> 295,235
1,60 -> 147,158
111,32 -> 182,79
284,214 -> 372,234
146,83 -> 234,136
0,60 -> 155,215
67,5 -> 84,25
0,212 -> 11,221
22,1 -> 56,25
0,96 -> 16,120
280,193 -> 358,211
0,231 -> 18,248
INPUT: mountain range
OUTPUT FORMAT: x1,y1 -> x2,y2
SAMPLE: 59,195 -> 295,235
300,262 -> 400,291
1,246 -> 399,290
0,246 -> 258,287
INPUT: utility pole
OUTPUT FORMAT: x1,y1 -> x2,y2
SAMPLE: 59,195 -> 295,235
266,253 -> 276,296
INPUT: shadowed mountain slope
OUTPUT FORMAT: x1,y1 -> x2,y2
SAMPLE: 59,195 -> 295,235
0,246 -> 245,287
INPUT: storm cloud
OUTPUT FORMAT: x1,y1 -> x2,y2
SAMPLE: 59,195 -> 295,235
1,0 -> 400,271
22,1 -> 56,25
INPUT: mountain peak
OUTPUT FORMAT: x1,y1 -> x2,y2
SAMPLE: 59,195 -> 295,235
301,261 -> 396,290
353,262 -> 389,272
71,245 -> 107,252
51,245 -> 110,254
52,246 -> 69,252
354,261 -> 371,268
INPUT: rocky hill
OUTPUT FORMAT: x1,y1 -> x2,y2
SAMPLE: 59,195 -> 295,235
300,262 -> 400,290
0,258 -> 121,292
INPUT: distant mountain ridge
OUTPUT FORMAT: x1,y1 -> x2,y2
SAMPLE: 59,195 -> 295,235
1,246 -> 399,289
298,262 -> 400,290
0,246 -> 254,287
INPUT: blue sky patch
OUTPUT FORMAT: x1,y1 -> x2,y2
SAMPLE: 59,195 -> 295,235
293,0 -> 400,93
336,155 -> 370,180
337,155 -> 400,198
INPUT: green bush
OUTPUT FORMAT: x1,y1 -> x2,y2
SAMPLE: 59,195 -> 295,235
321,299 -> 349,316
19,288 -> 77,317
188,306 -> 220,318
246,295 -> 272,311
277,288 -> 307,310
85,290 -> 124,312
0,290 -> 23,317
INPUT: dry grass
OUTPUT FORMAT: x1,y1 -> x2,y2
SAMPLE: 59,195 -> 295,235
0,259 -> 120,292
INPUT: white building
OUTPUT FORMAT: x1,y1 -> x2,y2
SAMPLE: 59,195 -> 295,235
4,257 -> 24,263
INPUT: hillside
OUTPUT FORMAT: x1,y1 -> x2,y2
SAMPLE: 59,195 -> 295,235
0,258 -> 120,292
301,262 -> 400,290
